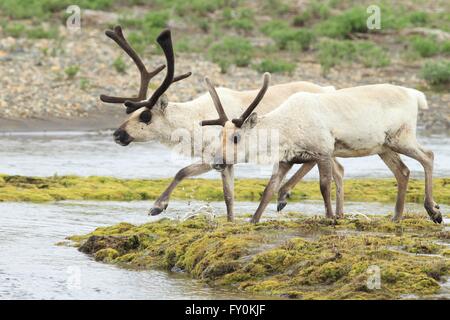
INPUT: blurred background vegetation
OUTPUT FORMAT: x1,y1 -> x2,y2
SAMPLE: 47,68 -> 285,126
0,0 -> 449,88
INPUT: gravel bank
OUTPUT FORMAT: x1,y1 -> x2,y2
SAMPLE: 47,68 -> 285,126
0,26 -> 448,133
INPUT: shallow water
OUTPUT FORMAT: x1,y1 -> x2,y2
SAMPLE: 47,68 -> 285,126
0,201 -> 257,300
0,131 -> 449,179
0,130 -> 449,299
0,200 -> 448,299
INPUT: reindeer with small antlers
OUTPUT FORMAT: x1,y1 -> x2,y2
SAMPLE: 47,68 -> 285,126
100,26 -> 346,221
200,73 -> 442,224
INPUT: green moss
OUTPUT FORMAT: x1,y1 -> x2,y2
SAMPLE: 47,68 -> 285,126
94,248 -> 119,262
2,174 -> 449,205
71,214 -> 450,300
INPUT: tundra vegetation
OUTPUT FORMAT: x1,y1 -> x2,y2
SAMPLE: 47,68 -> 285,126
1,0 -> 449,87
69,214 -> 450,299
0,174 -> 449,204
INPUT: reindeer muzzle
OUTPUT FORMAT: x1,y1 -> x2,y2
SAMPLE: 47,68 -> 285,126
113,128 -> 134,146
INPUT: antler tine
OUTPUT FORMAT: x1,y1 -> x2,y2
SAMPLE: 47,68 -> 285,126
124,30 -> 194,113
99,25 -> 165,104
173,71 -> 192,83
232,73 -> 271,128
200,77 -> 230,127
124,29 -> 177,113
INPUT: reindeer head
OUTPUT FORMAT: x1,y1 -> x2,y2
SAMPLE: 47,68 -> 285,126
200,73 -> 270,169
100,26 -> 191,146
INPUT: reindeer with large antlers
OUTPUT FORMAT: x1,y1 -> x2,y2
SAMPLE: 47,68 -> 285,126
100,26 -> 344,221
201,73 -> 442,224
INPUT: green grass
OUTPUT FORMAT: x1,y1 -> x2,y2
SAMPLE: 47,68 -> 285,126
254,59 -> 296,74
420,60 -> 450,87
2,22 -> 26,37
270,28 -> 315,51
260,18 -> 314,51
0,0 -> 114,20
316,7 -> 369,39
1,0 -> 450,82
208,36 -> 254,73
292,2 -> 331,27
408,11 -> 429,26
318,40 -> 390,74
2,22 -> 58,39
410,36 -> 441,58
223,7 -> 255,32
79,78 -> 90,91
64,65 -> 80,79
112,56 -> 127,74
441,41 -> 450,55
25,26 -> 58,39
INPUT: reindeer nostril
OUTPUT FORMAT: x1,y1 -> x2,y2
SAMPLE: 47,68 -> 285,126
113,129 -> 133,146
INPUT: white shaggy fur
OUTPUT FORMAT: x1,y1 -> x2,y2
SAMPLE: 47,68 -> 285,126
121,81 -> 335,153
233,84 -> 427,162
216,82 -> 441,223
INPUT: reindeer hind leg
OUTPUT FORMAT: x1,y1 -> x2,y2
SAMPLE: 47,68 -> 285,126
378,150 -> 410,222
387,138 -> 441,223
332,158 -> 345,218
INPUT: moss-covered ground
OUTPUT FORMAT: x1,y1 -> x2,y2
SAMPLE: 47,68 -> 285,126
0,174 -> 449,204
69,213 -> 450,300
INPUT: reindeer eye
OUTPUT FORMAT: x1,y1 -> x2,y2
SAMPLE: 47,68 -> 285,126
231,133 -> 241,144
139,110 -> 152,124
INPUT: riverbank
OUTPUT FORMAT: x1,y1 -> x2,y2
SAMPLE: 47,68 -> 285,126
1,4 -> 449,134
69,214 -> 450,299
1,175 -> 449,203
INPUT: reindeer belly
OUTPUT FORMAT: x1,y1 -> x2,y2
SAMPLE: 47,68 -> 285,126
332,136 -> 384,158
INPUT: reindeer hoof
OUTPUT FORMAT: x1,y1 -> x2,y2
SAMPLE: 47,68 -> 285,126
277,201 -> 287,212
425,202 -> 442,224
149,204 -> 167,216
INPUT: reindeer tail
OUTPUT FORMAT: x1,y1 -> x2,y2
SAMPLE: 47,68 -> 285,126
411,89 -> 429,110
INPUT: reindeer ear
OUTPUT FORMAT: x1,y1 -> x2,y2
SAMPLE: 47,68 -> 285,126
242,112 -> 258,129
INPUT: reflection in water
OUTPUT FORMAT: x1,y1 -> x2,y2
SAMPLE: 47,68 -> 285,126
0,131 -> 449,179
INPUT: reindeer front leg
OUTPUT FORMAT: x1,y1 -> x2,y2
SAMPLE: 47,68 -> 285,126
317,158 -> 334,218
221,165 -> 235,222
251,162 -> 293,223
277,161 -> 316,212
149,162 -> 212,216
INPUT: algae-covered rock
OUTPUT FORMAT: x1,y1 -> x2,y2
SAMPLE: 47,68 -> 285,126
94,248 -> 119,262
70,214 -> 450,300
1,174 -> 449,204
79,234 -> 140,255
